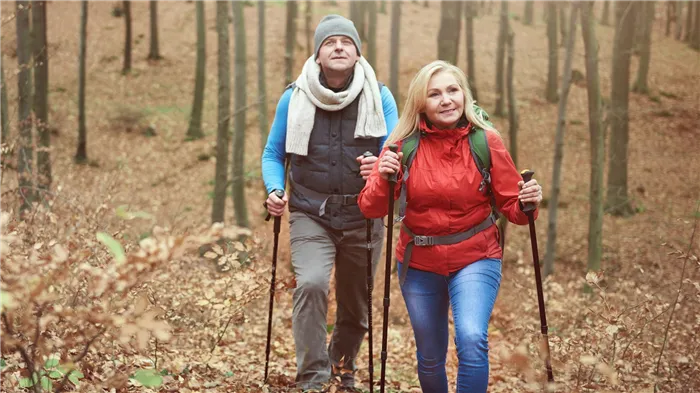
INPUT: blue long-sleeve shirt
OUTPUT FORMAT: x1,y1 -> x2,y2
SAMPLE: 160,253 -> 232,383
261,86 -> 399,194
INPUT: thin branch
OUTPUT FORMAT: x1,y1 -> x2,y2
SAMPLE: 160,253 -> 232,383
654,200 -> 700,376
55,328 -> 106,393
2,312 -> 41,393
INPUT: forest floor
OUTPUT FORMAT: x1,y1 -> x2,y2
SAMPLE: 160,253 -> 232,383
1,1 -> 699,392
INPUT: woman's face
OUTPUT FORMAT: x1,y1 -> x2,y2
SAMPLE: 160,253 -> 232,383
423,71 -> 464,129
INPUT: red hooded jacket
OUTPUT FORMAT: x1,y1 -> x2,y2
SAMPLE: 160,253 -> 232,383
358,119 -> 538,276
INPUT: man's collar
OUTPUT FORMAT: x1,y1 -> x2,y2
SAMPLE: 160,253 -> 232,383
319,72 -> 354,93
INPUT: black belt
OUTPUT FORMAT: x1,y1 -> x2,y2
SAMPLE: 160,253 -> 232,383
399,213 -> 497,285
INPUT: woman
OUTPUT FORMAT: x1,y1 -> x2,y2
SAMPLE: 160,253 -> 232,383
357,60 -> 542,392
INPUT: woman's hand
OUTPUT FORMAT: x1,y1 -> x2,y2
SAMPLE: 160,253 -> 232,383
378,150 -> 403,180
517,179 -> 543,207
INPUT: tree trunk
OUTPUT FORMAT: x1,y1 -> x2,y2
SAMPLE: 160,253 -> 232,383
524,0 -> 534,25
367,0 -> 378,68
122,0 -> 132,74
389,1 -> 401,106
16,0 -> 33,213
465,1 -> 478,102
675,1 -> 683,40
305,0 -> 312,57
506,26 -> 518,167
33,1 -> 51,192
494,1 -> 508,117
186,2 -> 206,140
148,0 -> 161,60
76,0 -> 88,164
285,1 -> 297,86
580,1 -> 605,286
684,1 -> 693,42
632,1 -> 655,94
212,1 -> 231,224
500,24 -> 518,251
559,1 -> 568,46
546,2 -> 559,102
665,1 -> 673,36
380,0 -> 387,14
350,2 -> 367,41
606,1 -> 637,217
691,0 -> 700,50
1,57 -> 8,145
601,0 -> 610,26
258,1 -> 268,150
437,1 -> 462,65
544,3 -> 579,277
232,0 -> 249,229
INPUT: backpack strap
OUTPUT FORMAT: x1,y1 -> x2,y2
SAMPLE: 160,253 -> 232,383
468,127 -> 499,219
396,131 -> 421,222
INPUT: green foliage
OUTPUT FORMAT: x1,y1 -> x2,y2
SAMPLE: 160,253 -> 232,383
18,357 -> 85,390
96,232 -> 126,264
116,205 -> 153,221
131,368 -> 163,388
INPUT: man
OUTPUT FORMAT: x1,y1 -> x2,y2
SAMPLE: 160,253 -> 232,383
262,14 -> 399,392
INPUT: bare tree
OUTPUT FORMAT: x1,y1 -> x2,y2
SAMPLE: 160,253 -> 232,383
212,0 -> 231,224
465,1 -> 478,102
524,0 -> 534,26
675,1 -> 683,40
691,1 -> 700,50
580,1 -> 605,284
232,0 -> 249,228
350,2 -> 367,41
506,26 -> 518,167
76,0 -> 88,164
122,0 -> 132,74
285,1 -> 298,86
367,0 -> 378,68
16,0 -> 33,213
665,1 -> 673,36
389,1 -> 401,105
601,0 -> 610,26
546,2 -> 558,102
1,57 -> 8,145
544,3 -> 579,277
632,1 -> 655,94
559,1 -> 568,46
684,1 -> 694,42
305,0 -> 312,57
495,1 -> 508,116
148,0 -> 162,60
33,1 -> 51,192
606,1 -> 637,217
380,0 -> 387,14
437,1 -> 462,65
258,1 -> 268,149
186,1 -> 206,140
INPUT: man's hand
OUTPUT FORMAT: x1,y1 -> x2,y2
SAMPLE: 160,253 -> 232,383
265,190 -> 288,217
356,154 -> 379,180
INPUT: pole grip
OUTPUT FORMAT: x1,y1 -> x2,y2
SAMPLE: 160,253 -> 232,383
387,144 -> 399,183
519,169 -> 537,213
266,189 -> 286,224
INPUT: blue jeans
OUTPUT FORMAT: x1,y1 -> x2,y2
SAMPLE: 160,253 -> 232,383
399,258 -> 502,393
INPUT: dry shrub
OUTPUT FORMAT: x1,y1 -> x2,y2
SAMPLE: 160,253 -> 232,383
0,199 -> 269,392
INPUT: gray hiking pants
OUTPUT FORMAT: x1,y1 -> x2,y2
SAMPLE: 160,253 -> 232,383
289,210 -> 384,389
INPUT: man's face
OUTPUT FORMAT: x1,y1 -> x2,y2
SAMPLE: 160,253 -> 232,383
315,35 -> 359,73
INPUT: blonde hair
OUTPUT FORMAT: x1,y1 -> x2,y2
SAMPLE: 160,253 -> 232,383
386,60 -> 496,145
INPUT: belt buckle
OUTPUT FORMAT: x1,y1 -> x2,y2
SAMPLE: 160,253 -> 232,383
343,195 -> 354,205
414,236 -> 433,246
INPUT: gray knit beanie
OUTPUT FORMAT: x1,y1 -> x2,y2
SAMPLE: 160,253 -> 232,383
314,14 -> 362,59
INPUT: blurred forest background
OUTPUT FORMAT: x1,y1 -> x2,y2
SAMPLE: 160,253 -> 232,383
0,1 -> 699,392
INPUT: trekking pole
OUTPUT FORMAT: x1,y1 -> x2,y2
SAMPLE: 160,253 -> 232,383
379,144 -> 399,393
362,151 -> 375,393
263,189 -> 285,383
520,170 -> 554,383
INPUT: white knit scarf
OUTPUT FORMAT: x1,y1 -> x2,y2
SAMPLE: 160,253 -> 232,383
285,56 -> 387,156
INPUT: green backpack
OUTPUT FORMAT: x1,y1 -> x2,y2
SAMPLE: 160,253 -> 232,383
395,104 -> 499,222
